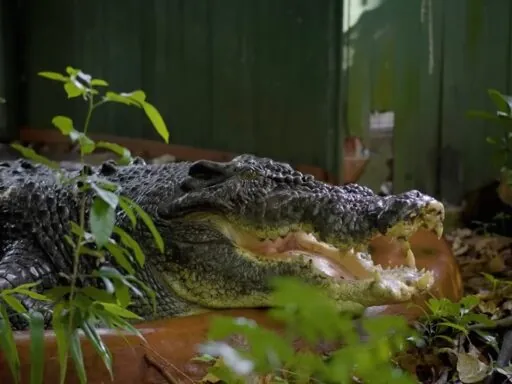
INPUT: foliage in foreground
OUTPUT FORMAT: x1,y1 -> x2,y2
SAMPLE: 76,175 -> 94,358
0,66 -> 169,384
196,276 -> 512,384
196,278 -> 417,384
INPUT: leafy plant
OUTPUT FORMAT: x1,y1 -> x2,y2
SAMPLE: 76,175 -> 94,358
409,292 -> 512,383
0,66 -> 169,384
195,278 -> 418,384
468,88 -> 512,187
413,295 -> 494,347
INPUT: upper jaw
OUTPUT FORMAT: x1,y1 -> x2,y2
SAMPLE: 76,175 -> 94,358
309,191 -> 445,254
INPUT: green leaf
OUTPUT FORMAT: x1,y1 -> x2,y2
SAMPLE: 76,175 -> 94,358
112,280 -> 131,308
91,79 -> 109,87
94,310 -> 144,341
38,71 -> 68,82
80,320 -> 114,380
437,321 -> 468,334
91,183 -> 119,210
69,330 -> 87,384
12,282 -> 41,290
0,305 -> 20,384
52,116 -> 75,136
105,92 -> 138,106
81,287 -> 115,303
268,277 -> 348,343
10,144 -> 60,169
142,101 -> 169,143
44,286 -> 72,301
125,277 -> 156,313
433,334 -> 455,344
105,242 -> 135,275
118,197 -> 137,228
90,197 -> 116,248
113,227 -> 146,267
13,288 -> 49,302
129,198 -> 164,253
2,295 -> 27,313
489,89 -> 512,115
70,221 -> 87,237
97,302 -> 142,320
460,313 -> 495,327
29,311 -> 45,384
65,66 -> 80,76
95,141 -> 133,165
52,303 -> 70,384
459,295 -> 480,310
76,134 -> 95,155
78,245 -> 105,259
126,90 -> 147,103
64,82 -> 84,99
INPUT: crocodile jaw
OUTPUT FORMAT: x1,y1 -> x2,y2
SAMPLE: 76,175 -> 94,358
233,228 -> 435,297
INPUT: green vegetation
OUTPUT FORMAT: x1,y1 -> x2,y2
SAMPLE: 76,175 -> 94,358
469,88 -> 512,187
0,66 -> 168,384
196,276 -> 512,383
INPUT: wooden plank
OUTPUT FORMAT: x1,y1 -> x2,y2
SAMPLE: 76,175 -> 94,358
440,0 -> 512,203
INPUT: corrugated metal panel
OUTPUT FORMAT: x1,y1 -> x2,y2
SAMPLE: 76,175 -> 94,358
439,0 -> 512,202
1,0 -> 26,141
23,0 -> 344,174
342,0 -> 512,202
0,0 -> 8,138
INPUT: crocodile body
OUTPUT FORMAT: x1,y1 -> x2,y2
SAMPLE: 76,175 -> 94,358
0,154 -> 444,330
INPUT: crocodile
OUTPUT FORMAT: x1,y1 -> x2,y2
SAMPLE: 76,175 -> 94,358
0,154 -> 444,330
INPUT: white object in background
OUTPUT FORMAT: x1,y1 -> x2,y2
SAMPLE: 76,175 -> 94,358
369,111 -> 395,133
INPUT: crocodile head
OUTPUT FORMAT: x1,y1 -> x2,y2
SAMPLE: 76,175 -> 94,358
154,154 -> 444,314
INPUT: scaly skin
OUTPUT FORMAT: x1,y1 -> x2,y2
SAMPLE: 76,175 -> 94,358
0,154 -> 445,330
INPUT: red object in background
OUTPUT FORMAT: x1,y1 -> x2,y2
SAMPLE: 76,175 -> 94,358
343,136 -> 370,184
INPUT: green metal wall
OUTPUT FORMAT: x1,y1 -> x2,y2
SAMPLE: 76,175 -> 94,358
0,0 -> 20,140
23,0 -> 344,175
344,0 -> 512,203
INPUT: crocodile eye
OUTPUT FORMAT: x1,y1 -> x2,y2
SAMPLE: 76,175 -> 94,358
181,160 -> 233,192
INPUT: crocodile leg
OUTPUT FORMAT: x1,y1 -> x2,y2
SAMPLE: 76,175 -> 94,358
0,241 -> 58,329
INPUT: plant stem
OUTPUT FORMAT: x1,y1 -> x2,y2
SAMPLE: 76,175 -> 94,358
67,91 -> 96,331
80,93 -> 95,161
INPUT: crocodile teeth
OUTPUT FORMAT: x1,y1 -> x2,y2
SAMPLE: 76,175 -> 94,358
398,239 -> 416,268
435,222 -> 444,239
405,249 -> 416,268
417,271 -> 433,290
